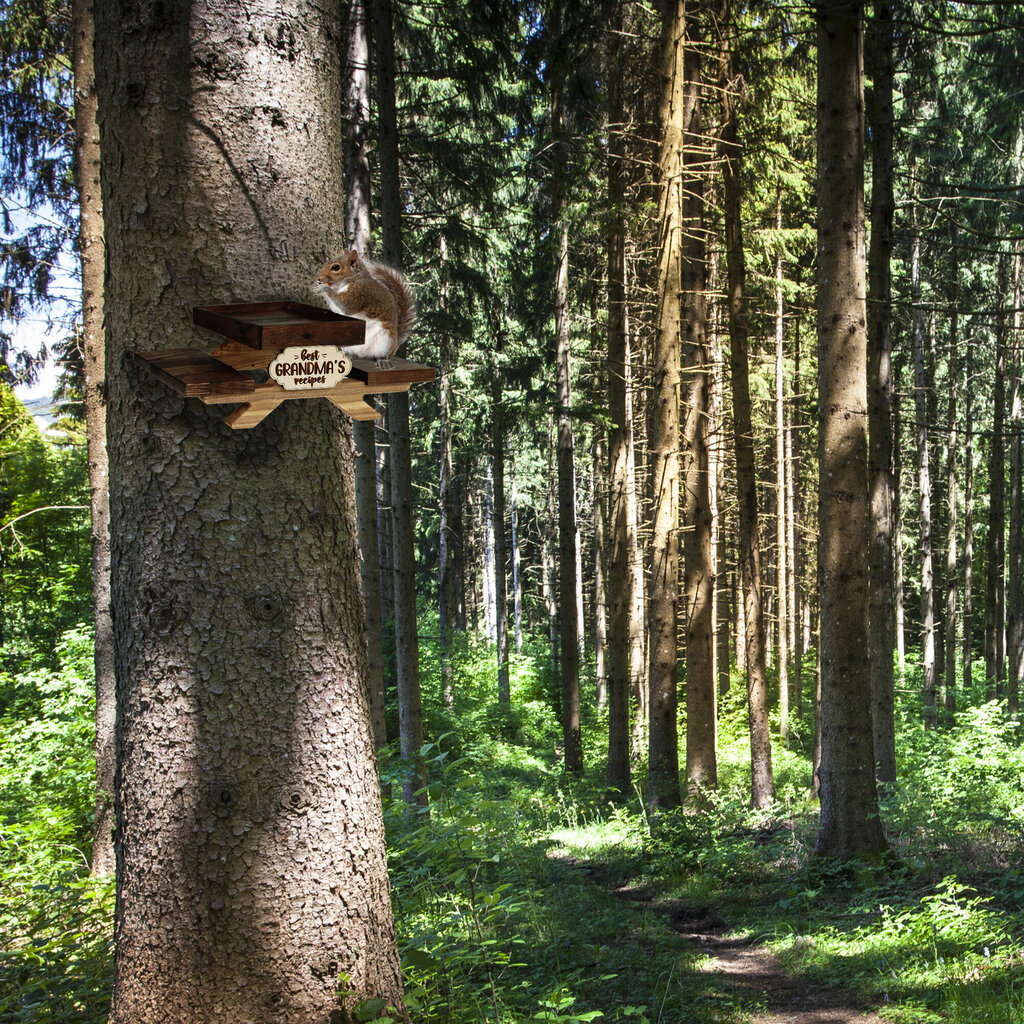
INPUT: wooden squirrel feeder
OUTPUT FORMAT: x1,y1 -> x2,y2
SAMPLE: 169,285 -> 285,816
137,302 -> 435,429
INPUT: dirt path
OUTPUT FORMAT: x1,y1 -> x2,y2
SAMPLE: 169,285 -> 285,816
613,884 -> 886,1024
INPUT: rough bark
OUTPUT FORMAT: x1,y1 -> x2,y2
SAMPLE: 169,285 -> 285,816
911,215 -> 937,727
963,339 -> 975,694
792,317 -> 804,713
345,0 -> 387,750
1008,248 -> 1022,716
438,294 -> 457,703
986,255 -> 1008,701
94,0 -> 404,1015
680,20 -> 716,797
606,15 -> 632,791
509,445 -> 523,651
552,69 -> 583,775
813,0 -> 888,860
893,368 -> 906,671
491,342 -> 510,706
73,0 -> 116,877
648,0 -> 686,812
774,198 -> 789,742
865,0 -> 896,778
944,249 -> 960,719
721,3 -> 774,809
594,444 -> 608,711
372,0 -> 426,807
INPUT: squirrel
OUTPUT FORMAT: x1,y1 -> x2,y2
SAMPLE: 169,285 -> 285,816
313,250 -> 416,368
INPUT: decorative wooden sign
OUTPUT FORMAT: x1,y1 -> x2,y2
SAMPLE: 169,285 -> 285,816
269,346 -> 353,390
136,302 -> 435,429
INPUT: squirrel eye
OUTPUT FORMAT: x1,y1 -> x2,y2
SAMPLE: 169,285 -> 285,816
331,264 -> 341,272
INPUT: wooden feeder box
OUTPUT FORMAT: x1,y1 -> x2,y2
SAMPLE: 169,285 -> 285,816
137,301 -> 435,429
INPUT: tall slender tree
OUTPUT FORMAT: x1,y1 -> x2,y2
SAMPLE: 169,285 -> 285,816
606,1 -> 632,791
551,45 -> 583,774
648,0 -> 686,811
720,0 -> 773,809
372,0 -> 427,806
71,0 -> 116,875
813,0 -> 888,860
910,207 -> 937,727
680,6 -> 716,797
345,0 -> 387,751
865,0 -> 896,778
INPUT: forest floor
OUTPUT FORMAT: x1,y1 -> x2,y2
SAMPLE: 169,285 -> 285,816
547,843 -> 887,1024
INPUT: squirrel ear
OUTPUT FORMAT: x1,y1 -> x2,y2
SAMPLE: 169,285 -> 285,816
347,249 -> 359,266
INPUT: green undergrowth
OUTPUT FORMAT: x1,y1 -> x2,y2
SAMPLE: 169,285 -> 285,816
0,626 -> 115,1024
2,631 -> 1024,1024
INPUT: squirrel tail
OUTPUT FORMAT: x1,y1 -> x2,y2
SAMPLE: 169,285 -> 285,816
373,263 -> 417,345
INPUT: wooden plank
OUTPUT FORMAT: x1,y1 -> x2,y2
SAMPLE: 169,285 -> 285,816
224,396 -> 286,430
137,349 -> 256,397
211,340 -> 274,372
327,395 -> 381,421
347,358 -> 437,387
193,301 -> 365,350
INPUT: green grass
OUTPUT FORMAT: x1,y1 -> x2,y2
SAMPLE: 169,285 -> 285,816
2,632 -> 1023,1024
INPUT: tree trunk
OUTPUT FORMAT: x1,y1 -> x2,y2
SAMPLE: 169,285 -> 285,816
813,0 -> 888,861
963,339 -> 975,694
439,324 -> 457,704
552,66 -> 583,774
681,17 -> 716,797
94,0 -> 404,1013
792,315 -> 804,712
865,0 -> 896,778
774,197 -> 789,742
944,247 -> 960,719
73,0 -> 116,877
594,443 -> 608,710
1008,247 -> 1022,716
986,254 -> 1008,701
721,1 -> 774,809
345,0 -> 387,750
648,0 -> 687,812
893,362 -> 906,672
509,445 -> 523,651
911,213 -> 937,727
373,0 -> 426,807
606,14 -> 632,790
491,340 -> 510,706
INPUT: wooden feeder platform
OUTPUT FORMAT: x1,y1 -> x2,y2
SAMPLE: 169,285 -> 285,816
137,301 -> 435,429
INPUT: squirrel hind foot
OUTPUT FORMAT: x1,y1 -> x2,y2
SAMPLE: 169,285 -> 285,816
374,357 -> 396,370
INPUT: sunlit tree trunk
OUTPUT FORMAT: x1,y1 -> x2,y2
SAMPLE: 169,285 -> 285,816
681,13 -> 716,796
866,0 -> 896,777
509,445 -> 523,652
373,0 -> 426,807
774,196 -> 789,742
95,0 -> 405,1012
813,0 -> 888,860
963,339 -> 975,695
594,443 -> 608,710
721,0 -> 773,809
911,210 -> 937,727
1008,247 -> 1023,716
986,254 -> 1008,701
944,249 -> 960,719
648,0 -> 686,811
552,64 -> 583,774
345,0 -> 387,748
73,0 -> 115,876
606,8 -> 632,791
893,364 -> 906,671
491,335 -> 510,707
